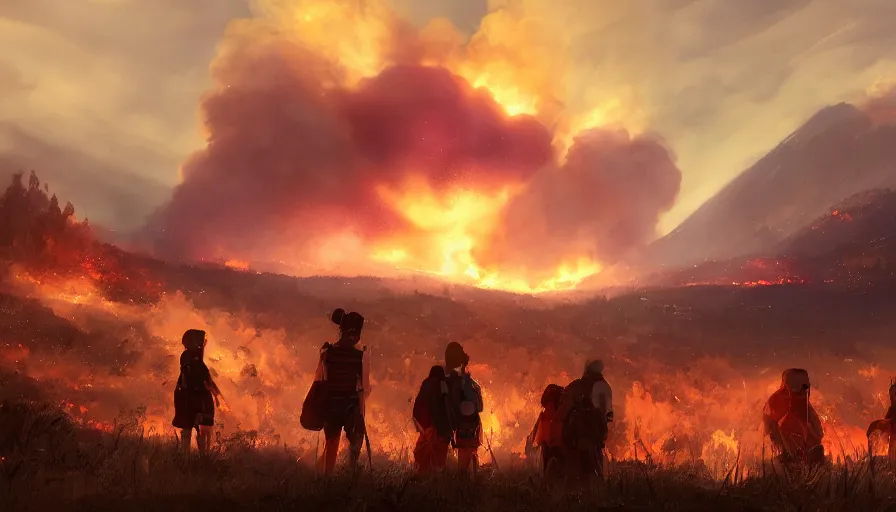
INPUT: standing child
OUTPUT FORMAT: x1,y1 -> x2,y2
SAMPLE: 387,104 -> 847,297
172,329 -> 222,458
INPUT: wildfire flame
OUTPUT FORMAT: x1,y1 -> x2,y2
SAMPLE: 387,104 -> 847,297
152,0 -> 674,296
3,257 -> 890,477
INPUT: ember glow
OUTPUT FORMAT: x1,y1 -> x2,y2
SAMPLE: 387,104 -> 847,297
147,0 -> 681,295
3,251 -> 893,478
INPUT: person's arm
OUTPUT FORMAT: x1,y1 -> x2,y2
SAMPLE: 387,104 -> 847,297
532,413 -> 546,447
605,382 -> 614,421
205,367 -> 223,406
762,397 -> 786,450
808,405 -> 824,440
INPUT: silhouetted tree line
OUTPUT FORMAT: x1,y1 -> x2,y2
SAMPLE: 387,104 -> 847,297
0,171 -> 92,272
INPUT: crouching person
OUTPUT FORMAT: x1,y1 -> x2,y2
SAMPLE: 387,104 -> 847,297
762,368 -> 824,467
866,379 -> 896,467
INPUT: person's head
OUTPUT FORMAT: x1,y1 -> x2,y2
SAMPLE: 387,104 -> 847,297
182,329 -> 207,352
584,359 -> 604,378
781,368 -> 810,394
331,308 -> 364,343
445,342 -> 468,371
428,365 -> 445,380
541,384 -> 564,408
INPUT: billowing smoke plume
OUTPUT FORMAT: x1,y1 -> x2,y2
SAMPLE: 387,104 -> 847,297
148,3 -> 682,286
481,129 -> 681,273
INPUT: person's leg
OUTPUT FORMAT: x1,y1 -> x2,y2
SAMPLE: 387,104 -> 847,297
323,420 -> 342,476
197,425 -> 213,458
344,406 -> 364,470
413,431 -> 430,473
457,448 -> 475,473
433,437 -> 450,470
180,428 -> 192,458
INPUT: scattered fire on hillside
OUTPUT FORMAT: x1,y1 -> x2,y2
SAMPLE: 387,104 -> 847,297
1,173 -> 893,477
2,256 -> 891,478
663,258 -> 811,289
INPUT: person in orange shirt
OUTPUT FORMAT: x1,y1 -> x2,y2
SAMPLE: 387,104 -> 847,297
532,383 -> 564,478
762,368 -> 824,466
866,379 -> 896,466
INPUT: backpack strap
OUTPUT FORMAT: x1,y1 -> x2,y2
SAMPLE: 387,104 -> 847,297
316,342 -> 331,382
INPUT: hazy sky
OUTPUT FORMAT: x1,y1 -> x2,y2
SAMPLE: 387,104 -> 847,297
2,0 -> 895,233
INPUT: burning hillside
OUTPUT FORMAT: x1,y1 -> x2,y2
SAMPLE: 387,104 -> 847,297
143,0 -> 681,295
4,174 -> 896,477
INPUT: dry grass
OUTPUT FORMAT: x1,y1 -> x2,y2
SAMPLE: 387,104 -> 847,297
3,402 -> 896,511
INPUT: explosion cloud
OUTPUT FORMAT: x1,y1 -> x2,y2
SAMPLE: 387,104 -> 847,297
149,0 -> 682,293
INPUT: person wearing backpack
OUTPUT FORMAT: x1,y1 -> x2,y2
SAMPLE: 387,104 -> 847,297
172,329 -> 223,459
412,365 -> 452,473
762,368 -> 824,466
531,384 -> 565,478
313,309 -> 371,476
445,342 -> 484,473
556,359 -> 613,484
866,379 -> 896,467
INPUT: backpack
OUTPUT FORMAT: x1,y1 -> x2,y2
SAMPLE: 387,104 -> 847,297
177,351 -> 208,393
778,394 -> 822,459
561,378 -> 606,449
300,344 -> 331,431
413,367 -> 448,432
541,384 -> 564,409
460,374 -> 484,416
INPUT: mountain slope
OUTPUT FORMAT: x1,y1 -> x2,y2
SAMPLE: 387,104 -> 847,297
775,188 -> 896,283
644,102 -> 896,268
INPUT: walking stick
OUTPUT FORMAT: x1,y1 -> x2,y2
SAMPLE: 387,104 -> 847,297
804,385 -> 810,465
361,346 -> 373,470
315,430 -> 321,475
364,425 -> 373,469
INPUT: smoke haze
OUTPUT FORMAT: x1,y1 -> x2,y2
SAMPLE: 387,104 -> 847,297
2,0 -> 895,278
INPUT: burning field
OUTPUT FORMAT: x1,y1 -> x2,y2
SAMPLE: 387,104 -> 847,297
6,171 -> 896,483
5,1 -> 896,509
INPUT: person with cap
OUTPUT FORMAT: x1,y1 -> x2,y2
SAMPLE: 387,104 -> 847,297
444,342 -> 484,473
761,368 -> 824,466
316,308 -> 371,475
172,329 -> 223,458
555,358 -> 614,484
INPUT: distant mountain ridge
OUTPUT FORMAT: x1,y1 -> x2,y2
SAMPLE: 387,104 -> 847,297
643,102 -> 896,269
